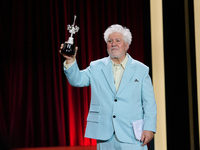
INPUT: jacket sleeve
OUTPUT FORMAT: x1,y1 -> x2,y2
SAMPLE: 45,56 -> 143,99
63,60 -> 91,87
142,68 -> 157,133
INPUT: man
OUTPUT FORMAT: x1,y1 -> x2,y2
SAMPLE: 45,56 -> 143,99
60,24 -> 157,150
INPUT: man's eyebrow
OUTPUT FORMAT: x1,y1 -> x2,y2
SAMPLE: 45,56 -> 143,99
108,38 -> 121,40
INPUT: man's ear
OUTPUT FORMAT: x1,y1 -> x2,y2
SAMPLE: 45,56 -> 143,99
126,43 -> 130,51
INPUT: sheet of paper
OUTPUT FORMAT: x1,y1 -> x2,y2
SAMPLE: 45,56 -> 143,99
132,119 -> 144,140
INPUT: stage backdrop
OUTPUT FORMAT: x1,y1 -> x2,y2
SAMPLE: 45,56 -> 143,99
0,0 -> 146,148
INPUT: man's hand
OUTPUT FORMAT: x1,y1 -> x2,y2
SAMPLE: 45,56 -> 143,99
141,130 -> 154,146
59,42 -> 78,64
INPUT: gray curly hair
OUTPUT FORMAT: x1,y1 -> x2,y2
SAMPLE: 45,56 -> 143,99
104,24 -> 132,45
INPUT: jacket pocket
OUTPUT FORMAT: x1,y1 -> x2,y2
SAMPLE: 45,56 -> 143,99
87,113 -> 100,123
89,105 -> 100,113
87,105 -> 100,123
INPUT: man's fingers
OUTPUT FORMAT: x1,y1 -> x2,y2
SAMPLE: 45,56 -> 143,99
140,130 -> 154,146
141,134 -> 146,146
75,46 -> 78,52
74,47 -> 78,55
141,136 -> 152,146
141,134 -> 145,142
60,43 -> 64,50
141,137 -> 149,146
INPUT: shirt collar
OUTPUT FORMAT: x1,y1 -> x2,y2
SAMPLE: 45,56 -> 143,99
111,54 -> 129,69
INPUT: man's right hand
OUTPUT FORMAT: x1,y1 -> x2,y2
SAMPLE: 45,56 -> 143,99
59,43 -> 78,64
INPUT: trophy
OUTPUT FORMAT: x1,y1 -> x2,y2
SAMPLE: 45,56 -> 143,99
61,15 -> 80,55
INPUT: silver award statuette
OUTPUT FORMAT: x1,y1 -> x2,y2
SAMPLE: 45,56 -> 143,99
61,15 -> 80,55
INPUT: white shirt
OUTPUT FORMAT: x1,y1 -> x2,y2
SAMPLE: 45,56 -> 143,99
111,54 -> 128,91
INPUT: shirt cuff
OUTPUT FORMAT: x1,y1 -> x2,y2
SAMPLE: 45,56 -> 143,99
63,59 -> 76,69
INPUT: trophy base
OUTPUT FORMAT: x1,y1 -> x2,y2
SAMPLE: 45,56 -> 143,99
61,43 -> 75,56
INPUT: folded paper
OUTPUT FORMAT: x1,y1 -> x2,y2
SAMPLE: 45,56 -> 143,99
132,119 -> 144,140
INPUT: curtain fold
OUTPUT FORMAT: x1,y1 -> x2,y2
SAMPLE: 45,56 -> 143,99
0,0 -> 144,148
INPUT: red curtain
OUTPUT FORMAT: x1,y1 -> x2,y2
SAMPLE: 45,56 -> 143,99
0,0 -> 144,148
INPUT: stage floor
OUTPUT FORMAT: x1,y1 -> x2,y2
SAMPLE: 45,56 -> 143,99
12,146 -> 96,150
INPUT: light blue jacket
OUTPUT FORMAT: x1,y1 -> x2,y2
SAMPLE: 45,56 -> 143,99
64,54 -> 157,144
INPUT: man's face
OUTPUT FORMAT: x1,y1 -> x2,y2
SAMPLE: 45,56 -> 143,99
107,32 -> 129,61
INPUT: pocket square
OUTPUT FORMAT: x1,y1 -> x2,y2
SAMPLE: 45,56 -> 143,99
135,79 -> 139,82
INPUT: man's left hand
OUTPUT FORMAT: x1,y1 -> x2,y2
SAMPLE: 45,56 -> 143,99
141,130 -> 154,146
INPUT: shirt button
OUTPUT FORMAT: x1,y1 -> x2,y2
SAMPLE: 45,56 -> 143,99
114,99 -> 117,102
113,115 -> 116,118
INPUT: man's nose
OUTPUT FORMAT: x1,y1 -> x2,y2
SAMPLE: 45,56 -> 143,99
111,41 -> 117,46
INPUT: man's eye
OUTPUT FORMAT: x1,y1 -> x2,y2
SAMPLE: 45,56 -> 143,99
108,40 -> 112,43
117,40 -> 121,42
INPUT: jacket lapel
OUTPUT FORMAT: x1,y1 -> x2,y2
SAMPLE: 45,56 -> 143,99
101,57 -> 116,94
116,55 -> 135,96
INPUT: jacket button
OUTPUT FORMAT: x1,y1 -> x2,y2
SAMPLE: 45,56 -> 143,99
113,115 -> 116,118
114,99 -> 117,102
